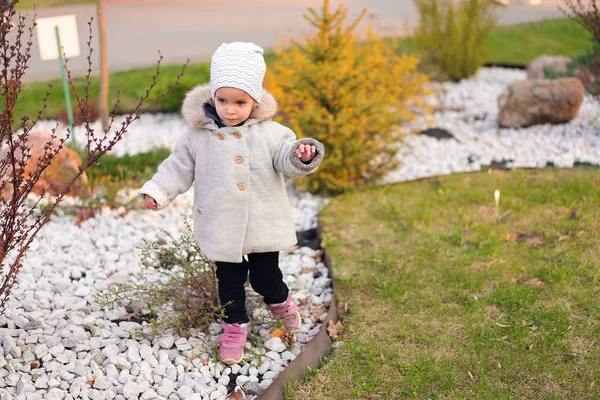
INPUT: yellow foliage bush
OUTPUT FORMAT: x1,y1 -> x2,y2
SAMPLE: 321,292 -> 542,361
266,0 -> 430,195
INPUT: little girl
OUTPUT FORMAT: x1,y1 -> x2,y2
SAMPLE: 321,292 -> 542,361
139,42 -> 324,365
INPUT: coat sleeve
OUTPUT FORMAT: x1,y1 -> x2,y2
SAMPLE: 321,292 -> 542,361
269,125 -> 325,179
138,131 -> 196,210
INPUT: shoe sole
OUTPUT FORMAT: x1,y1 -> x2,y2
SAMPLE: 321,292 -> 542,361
220,351 -> 244,365
286,311 -> 302,334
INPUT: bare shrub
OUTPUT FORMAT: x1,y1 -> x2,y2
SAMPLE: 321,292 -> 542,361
58,102 -> 100,126
95,220 -> 223,337
560,0 -> 600,96
0,2 -> 187,313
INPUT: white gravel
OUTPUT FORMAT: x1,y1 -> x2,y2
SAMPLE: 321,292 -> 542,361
0,190 -> 330,400
2,68 -> 599,399
383,67 -> 600,183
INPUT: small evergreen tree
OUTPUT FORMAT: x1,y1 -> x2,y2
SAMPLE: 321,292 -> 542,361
413,0 -> 501,81
267,0 -> 429,195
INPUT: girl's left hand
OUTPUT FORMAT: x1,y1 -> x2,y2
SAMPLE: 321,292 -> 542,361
296,144 -> 316,162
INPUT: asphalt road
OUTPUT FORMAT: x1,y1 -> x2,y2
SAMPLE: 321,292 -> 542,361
10,0 -> 564,83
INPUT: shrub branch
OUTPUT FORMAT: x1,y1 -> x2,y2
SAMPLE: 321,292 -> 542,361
0,3 -> 188,313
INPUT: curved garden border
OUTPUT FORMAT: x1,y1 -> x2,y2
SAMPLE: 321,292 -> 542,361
257,227 -> 339,400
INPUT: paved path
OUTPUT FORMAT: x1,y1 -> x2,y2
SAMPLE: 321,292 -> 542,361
11,0 -> 564,83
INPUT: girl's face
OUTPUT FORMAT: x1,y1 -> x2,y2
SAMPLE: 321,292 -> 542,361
214,87 -> 257,127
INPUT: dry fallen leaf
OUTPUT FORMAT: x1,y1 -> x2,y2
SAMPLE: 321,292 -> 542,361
327,320 -> 344,339
528,278 -> 545,288
119,313 -> 136,321
75,208 -> 96,226
516,232 -> 545,248
467,371 -> 474,381
281,330 -> 295,347
495,322 -> 510,328
315,249 -> 325,263
203,359 -> 209,366
311,305 -> 328,321
281,245 -> 299,258
227,387 -> 245,400
297,295 -> 311,307
576,230 -> 585,238
271,326 -> 295,347
558,235 -> 570,242
270,327 -> 286,339
87,377 -> 95,387
527,237 -> 545,248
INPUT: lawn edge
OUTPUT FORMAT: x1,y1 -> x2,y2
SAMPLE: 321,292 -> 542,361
257,225 -> 339,400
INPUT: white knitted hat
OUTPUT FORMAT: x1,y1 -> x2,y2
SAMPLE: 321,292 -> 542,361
210,42 -> 266,103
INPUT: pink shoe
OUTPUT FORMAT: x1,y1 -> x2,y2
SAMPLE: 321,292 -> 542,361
217,322 -> 247,365
268,295 -> 301,333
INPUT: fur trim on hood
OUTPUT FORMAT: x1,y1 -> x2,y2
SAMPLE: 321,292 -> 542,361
181,84 -> 278,129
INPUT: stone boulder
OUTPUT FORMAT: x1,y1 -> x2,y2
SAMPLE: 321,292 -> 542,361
527,55 -> 572,79
497,78 -> 585,128
1,130 -> 89,200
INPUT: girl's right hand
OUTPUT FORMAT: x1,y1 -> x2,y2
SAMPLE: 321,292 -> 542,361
143,195 -> 158,210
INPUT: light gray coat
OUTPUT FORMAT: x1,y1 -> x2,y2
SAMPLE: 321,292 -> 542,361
139,84 -> 324,263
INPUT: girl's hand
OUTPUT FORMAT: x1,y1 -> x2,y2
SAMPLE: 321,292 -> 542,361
143,195 -> 158,210
296,144 -> 316,162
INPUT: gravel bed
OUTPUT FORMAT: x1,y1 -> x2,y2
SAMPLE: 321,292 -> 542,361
2,67 -> 598,399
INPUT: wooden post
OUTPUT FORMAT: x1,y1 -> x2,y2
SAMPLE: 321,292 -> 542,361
97,0 -> 109,131
55,26 -> 76,142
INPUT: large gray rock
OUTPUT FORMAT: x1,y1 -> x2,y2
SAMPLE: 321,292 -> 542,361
497,78 -> 585,128
527,55 -> 572,79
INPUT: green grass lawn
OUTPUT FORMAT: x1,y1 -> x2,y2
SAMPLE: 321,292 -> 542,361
14,0 -> 92,9
285,168 -> 600,399
487,18 -> 592,65
11,18 -> 590,126
11,62 -> 207,129
388,18 -> 591,70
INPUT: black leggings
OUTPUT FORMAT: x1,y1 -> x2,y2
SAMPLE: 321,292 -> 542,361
215,252 -> 289,324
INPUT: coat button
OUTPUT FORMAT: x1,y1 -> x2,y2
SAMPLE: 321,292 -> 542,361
217,132 -> 225,140
234,131 -> 241,138
235,156 -> 243,164
238,183 -> 246,191
196,207 -> 201,215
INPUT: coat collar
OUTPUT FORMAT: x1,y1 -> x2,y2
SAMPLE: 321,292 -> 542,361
181,83 -> 278,129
